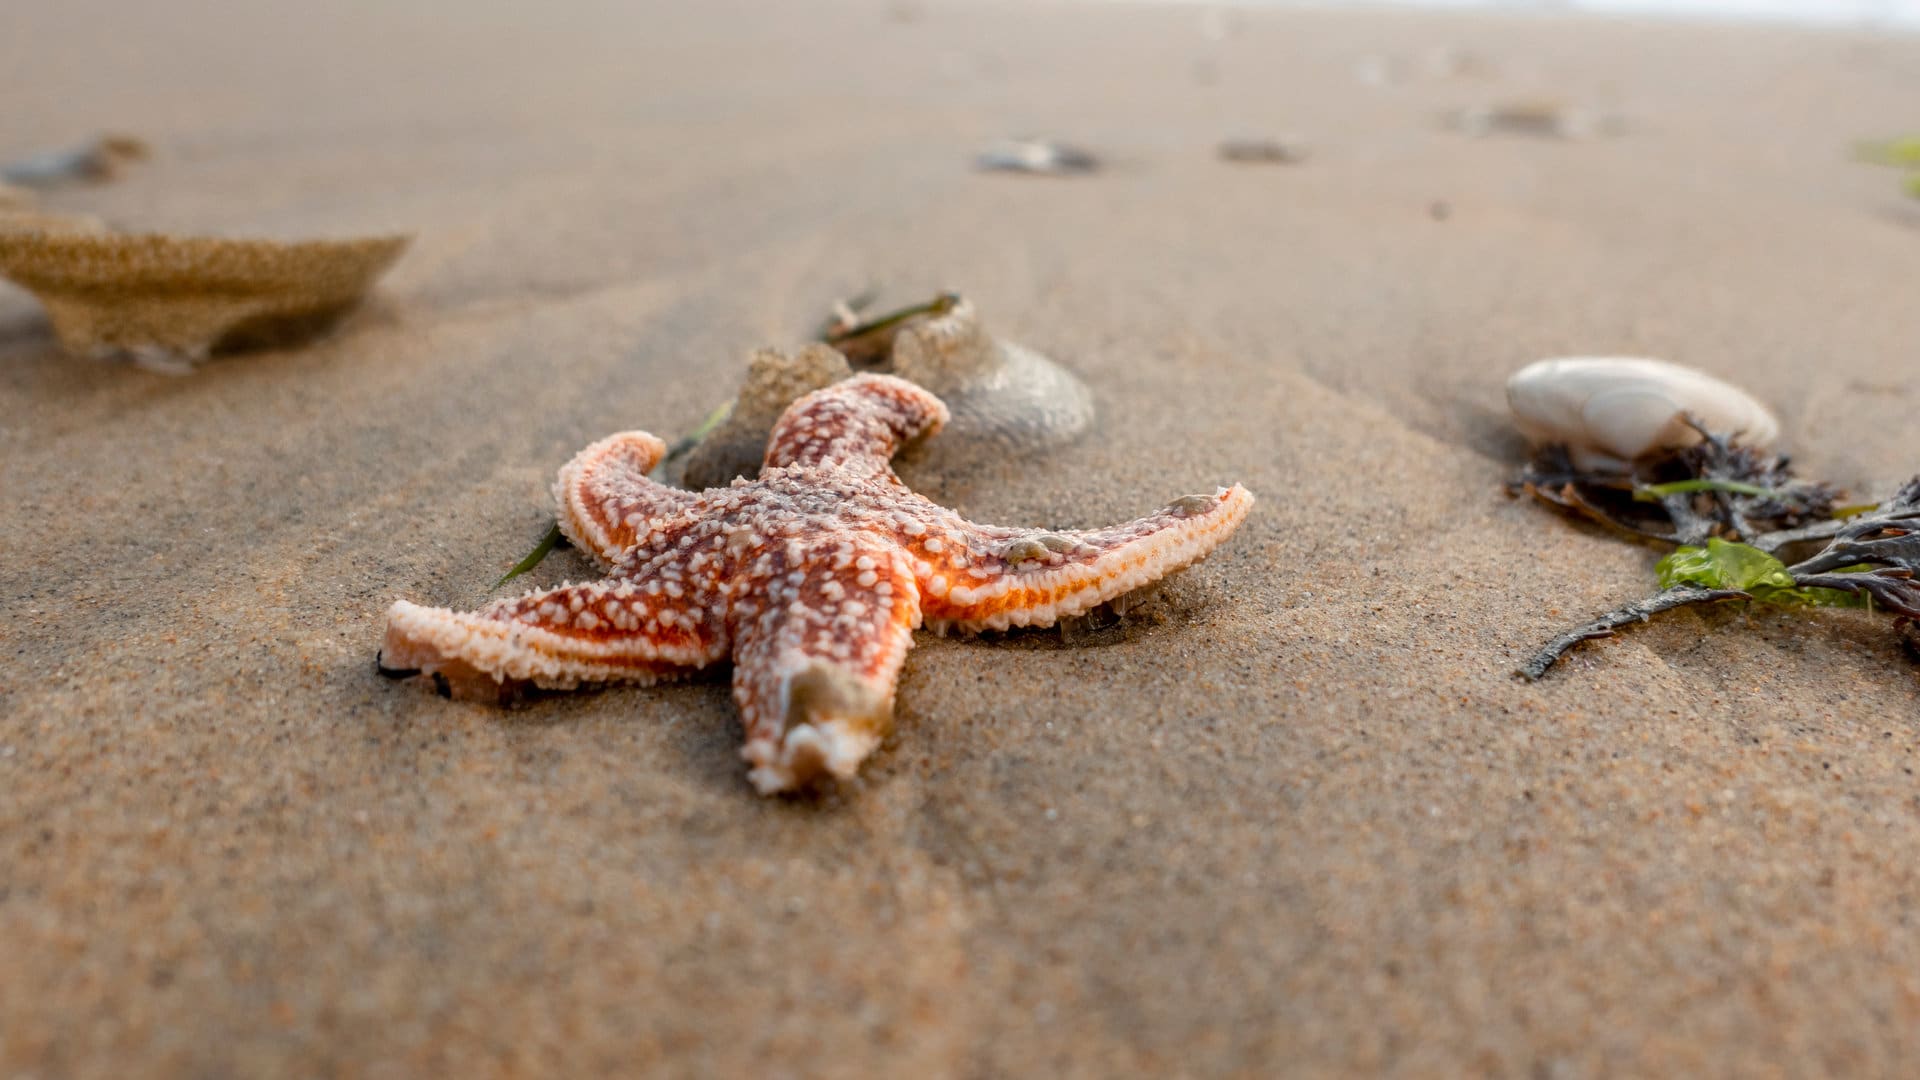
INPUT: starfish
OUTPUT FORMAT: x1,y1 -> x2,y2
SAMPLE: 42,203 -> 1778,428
380,373 -> 1254,794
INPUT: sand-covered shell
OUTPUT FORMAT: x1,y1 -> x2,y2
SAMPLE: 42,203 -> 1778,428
1507,356 -> 1779,471
0,222 -> 409,373
679,295 -> 1094,488
679,344 -> 853,489
885,296 -> 1094,459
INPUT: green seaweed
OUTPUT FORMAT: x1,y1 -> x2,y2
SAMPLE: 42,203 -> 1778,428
665,399 -> 734,462
495,522 -> 565,587
1632,478 -> 1786,502
824,292 -> 960,348
1655,538 -> 1867,609
1855,135 -> 1920,168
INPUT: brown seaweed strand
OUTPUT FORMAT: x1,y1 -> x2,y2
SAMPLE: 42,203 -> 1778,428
1520,585 -> 1750,680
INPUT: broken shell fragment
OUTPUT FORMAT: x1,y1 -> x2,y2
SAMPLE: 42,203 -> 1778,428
2,134 -> 150,188
1506,356 -> 1779,471
0,224 -> 409,373
1168,494 -> 1220,516
1001,538 -> 1052,564
680,294 -> 1094,487
975,138 -> 1100,176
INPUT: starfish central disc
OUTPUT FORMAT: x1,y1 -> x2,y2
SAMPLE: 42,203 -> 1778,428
380,373 -> 1254,794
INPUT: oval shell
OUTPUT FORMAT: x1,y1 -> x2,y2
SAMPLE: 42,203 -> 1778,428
1506,356 -> 1779,470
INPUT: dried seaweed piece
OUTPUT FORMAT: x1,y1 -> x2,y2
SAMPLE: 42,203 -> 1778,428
1519,585 -> 1750,680
1514,425 -> 1839,549
1790,570 -> 1920,617
976,138 -> 1100,176
0,224 -> 409,373
679,294 -> 1094,488
1218,138 -> 1309,165
2,134 -> 150,188
1449,102 -> 1619,140
1783,478 -> 1920,576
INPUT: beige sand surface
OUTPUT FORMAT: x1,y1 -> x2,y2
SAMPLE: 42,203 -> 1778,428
6,1 -> 1920,1074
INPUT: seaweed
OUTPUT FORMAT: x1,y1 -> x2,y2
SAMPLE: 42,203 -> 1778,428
1521,472 -> 1920,678
1851,135 -> 1920,201
1511,418 -> 1838,550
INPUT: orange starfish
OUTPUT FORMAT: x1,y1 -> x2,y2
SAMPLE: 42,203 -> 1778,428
380,374 -> 1254,794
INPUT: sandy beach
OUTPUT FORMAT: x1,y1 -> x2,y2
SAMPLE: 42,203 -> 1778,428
6,0 -> 1920,1073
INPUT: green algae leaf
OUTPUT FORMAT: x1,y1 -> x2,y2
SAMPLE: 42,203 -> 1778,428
823,291 -> 960,349
1658,537 -> 1793,592
1855,136 -> 1920,168
1632,478 -> 1788,502
496,521 -> 564,587
1656,538 -> 1866,608
665,398 -> 734,462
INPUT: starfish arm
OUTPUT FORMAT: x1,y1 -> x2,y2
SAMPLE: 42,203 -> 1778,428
912,484 -> 1256,632
762,373 -> 950,476
726,538 -> 923,794
553,431 -> 700,567
380,578 -> 729,700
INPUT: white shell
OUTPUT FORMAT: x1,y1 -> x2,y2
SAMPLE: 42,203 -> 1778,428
1506,357 -> 1779,471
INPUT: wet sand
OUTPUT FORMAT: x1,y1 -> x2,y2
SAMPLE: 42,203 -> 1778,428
5,1 -> 1920,1074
